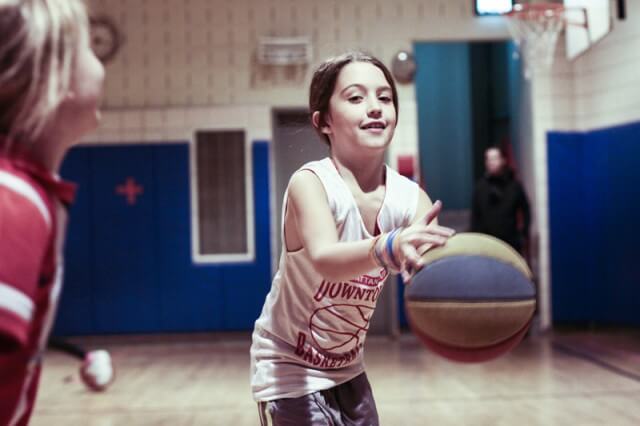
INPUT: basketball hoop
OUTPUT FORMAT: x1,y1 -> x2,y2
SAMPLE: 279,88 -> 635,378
503,3 -> 587,79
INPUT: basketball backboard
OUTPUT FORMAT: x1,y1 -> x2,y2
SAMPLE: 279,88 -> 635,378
564,0 -> 612,60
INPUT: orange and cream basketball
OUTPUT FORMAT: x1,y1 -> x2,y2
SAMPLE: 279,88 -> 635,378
405,233 -> 536,363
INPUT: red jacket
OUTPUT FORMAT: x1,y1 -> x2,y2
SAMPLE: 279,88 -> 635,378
0,152 -> 75,426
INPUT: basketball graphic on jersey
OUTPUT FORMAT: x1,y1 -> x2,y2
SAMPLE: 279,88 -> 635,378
309,304 -> 372,352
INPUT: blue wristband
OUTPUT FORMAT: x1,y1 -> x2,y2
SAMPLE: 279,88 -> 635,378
386,229 -> 402,270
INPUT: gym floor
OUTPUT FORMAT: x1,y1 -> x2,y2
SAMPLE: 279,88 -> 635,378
32,329 -> 640,425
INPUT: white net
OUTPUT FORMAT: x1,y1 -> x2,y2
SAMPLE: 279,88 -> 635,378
504,4 -> 567,79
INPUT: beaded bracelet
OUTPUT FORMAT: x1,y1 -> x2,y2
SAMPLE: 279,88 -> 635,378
374,234 -> 387,267
369,235 -> 385,268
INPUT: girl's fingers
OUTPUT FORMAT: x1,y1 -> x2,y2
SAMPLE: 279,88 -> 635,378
416,243 -> 432,257
394,212 -> 456,276
405,224 -> 455,237
417,242 -> 435,257
403,234 -> 449,247
422,200 -> 442,225
425,224 -> 456,237
401,244 -> 421,268
401,269 -> 414,285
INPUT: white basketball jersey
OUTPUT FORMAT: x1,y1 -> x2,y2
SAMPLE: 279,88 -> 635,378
251,158 -> 420,401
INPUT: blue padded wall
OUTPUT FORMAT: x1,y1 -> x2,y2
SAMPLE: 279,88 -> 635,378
414,42 -> 473,209
53,148 -> 94,335
548,132 -> 596,322
91,146 -> 161,333
54,141 -> 271,335
548,121 -> 640,325
153,144 -> 223,332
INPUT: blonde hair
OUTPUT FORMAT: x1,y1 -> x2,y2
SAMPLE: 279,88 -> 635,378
0,0 -> 89,151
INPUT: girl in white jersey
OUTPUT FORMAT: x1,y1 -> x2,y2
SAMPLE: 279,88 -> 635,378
251,51 -> 455,425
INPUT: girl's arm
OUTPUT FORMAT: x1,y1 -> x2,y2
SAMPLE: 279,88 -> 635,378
286,171 -> 453,281
0,193 -> 49,353
286,170 -> 376,281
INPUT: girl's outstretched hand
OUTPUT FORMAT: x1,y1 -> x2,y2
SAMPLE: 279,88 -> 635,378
393,200 -> 455,282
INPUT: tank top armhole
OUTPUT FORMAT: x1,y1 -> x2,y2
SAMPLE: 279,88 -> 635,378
384,165 -> 421,228
282,166 -> 332,254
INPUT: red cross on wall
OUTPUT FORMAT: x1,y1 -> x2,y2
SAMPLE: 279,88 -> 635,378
116,177 -> 144,205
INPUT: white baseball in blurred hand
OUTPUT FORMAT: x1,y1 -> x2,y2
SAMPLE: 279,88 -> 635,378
79,350 -> 115,391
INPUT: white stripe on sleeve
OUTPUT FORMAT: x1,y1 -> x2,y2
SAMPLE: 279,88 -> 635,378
0,170 -> 51,228
0,282 -> 34,322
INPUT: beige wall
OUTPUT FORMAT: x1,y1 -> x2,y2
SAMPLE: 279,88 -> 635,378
86,0 -> 512,164
90,0 -> 511,109
573,0 -> 640,130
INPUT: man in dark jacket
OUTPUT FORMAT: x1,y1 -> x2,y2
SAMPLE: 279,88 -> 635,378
471,146 -> 530,254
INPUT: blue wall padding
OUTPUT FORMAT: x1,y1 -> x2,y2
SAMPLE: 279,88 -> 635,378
92,146 -> 161,333
54,148 -> 94,335
53,141 -> 272,335
153,144 -> 224,332
548,121 -> 640,325
406,256 -> 535,301
414,42 -> 473,209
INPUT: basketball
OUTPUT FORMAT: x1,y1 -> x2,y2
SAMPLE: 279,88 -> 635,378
79,350 -> 115,392
405,233 -> 536,363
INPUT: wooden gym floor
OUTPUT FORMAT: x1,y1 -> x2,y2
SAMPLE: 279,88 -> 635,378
32,329 -> 640,425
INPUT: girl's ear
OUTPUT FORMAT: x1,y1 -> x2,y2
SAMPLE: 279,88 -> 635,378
312,111 -> 331,135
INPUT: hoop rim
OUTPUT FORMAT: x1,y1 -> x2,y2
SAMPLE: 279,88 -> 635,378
503,3 -> 588,29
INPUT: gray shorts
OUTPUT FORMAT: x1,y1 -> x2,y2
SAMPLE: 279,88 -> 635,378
257,372 -> 379,426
